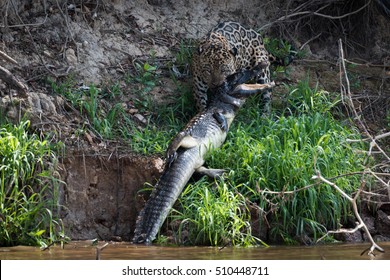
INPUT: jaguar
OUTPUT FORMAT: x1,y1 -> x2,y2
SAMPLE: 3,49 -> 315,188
192,21 -> 274,113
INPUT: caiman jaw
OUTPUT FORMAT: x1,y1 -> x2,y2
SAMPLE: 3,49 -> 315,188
232,81 -> 275,96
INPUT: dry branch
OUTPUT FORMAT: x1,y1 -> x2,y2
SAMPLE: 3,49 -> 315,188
315,38 -> 390,256
0,50 -> 18,65
95,243 -> 109,260
0,64 -> 28,95
312,172 -> 384,256
339,38 -> 390,205
338,39 -> 390,162
0,48 -> 28,94
260,0 -> 372,30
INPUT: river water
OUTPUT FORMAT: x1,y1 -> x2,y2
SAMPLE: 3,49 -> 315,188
1,241 -> 390,260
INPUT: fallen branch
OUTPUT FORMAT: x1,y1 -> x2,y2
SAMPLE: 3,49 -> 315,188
0,64 -> 28,95
0,50 -> 19,65
259,171 -> 369,195
312,171 -> 384,256
0,49 -> 28,94
95,243 -> 109,260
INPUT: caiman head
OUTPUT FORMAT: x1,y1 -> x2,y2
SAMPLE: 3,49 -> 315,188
215,61 -> 269,97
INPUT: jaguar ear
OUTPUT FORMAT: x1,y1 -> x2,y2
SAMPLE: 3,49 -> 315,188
230,47 -> 238,56
198,46 -> 203,54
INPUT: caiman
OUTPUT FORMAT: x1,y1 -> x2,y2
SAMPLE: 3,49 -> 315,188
133,63 -> 275,244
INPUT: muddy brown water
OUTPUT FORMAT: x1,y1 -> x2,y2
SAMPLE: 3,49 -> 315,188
1,241 -> 390,260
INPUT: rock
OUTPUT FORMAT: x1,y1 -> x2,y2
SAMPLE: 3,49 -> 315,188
39,94 -> 57,113
6,106 -> 18,120
134,113 -> 147,124
28,92 -> 42,113
27,92 -> 57,115
65,48 -> 78,66
376,210 -> 390,237
334,229 -> 363,243
362,214 -> 377,235
147,0 -> 165,6
111,236 -> 122,242
373,234 -> 390,242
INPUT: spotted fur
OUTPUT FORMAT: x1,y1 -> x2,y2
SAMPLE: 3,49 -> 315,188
192,21 -> 272,112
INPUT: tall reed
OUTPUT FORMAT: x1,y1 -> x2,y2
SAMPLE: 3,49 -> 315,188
0,121 -> 65,246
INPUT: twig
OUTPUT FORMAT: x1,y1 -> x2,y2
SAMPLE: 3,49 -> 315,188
259,171 -> 368,195
260,0 -> 371,30
95,243 -> 109,260
299,33 -> 322,50
0,14 -> 48,28
347,132 -> 390,142
312,171 -> 384,256
0,50 -> 19,65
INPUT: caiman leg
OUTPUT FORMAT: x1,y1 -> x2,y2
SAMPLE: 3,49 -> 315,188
213,82 -> 276,135
213,110 -> 228,131
196,166 -> 226,178
256,62 -> 272,116
166,132 -> 199,166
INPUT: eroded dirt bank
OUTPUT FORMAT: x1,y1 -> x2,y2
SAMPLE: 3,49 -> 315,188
1,0 -> 390,243
59,153 -> 163,240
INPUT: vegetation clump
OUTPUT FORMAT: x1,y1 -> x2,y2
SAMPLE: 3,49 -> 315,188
169,80 -> 367,246
0,121 -> 66,247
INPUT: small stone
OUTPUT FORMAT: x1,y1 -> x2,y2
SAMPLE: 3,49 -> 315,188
65,48 -> 78,66
6,106 -> 18,119
134,113 -> 147,124
377,210 -> 390,237
111,236 -> 122,242
334,229 -> 363,243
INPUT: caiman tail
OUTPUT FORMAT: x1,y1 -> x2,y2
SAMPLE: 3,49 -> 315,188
133,147 -> 201,244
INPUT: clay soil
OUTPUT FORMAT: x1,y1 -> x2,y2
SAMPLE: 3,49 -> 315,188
1,0 -> 389,243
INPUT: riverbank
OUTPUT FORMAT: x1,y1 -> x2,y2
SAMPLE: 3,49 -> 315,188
1,0 -> 389,247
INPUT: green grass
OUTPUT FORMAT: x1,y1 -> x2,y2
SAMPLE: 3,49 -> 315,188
170,178 -> 265,247
213,114 -> 362,243
0,120 -> 67,247
51,55 -> 197,156
167,79 -> 367,246
126,61 -> 159,112
52,82 -> 135,141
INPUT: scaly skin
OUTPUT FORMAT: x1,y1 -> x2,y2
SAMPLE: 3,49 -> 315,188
133,64 -> 274,244
132,117 -> 226,244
